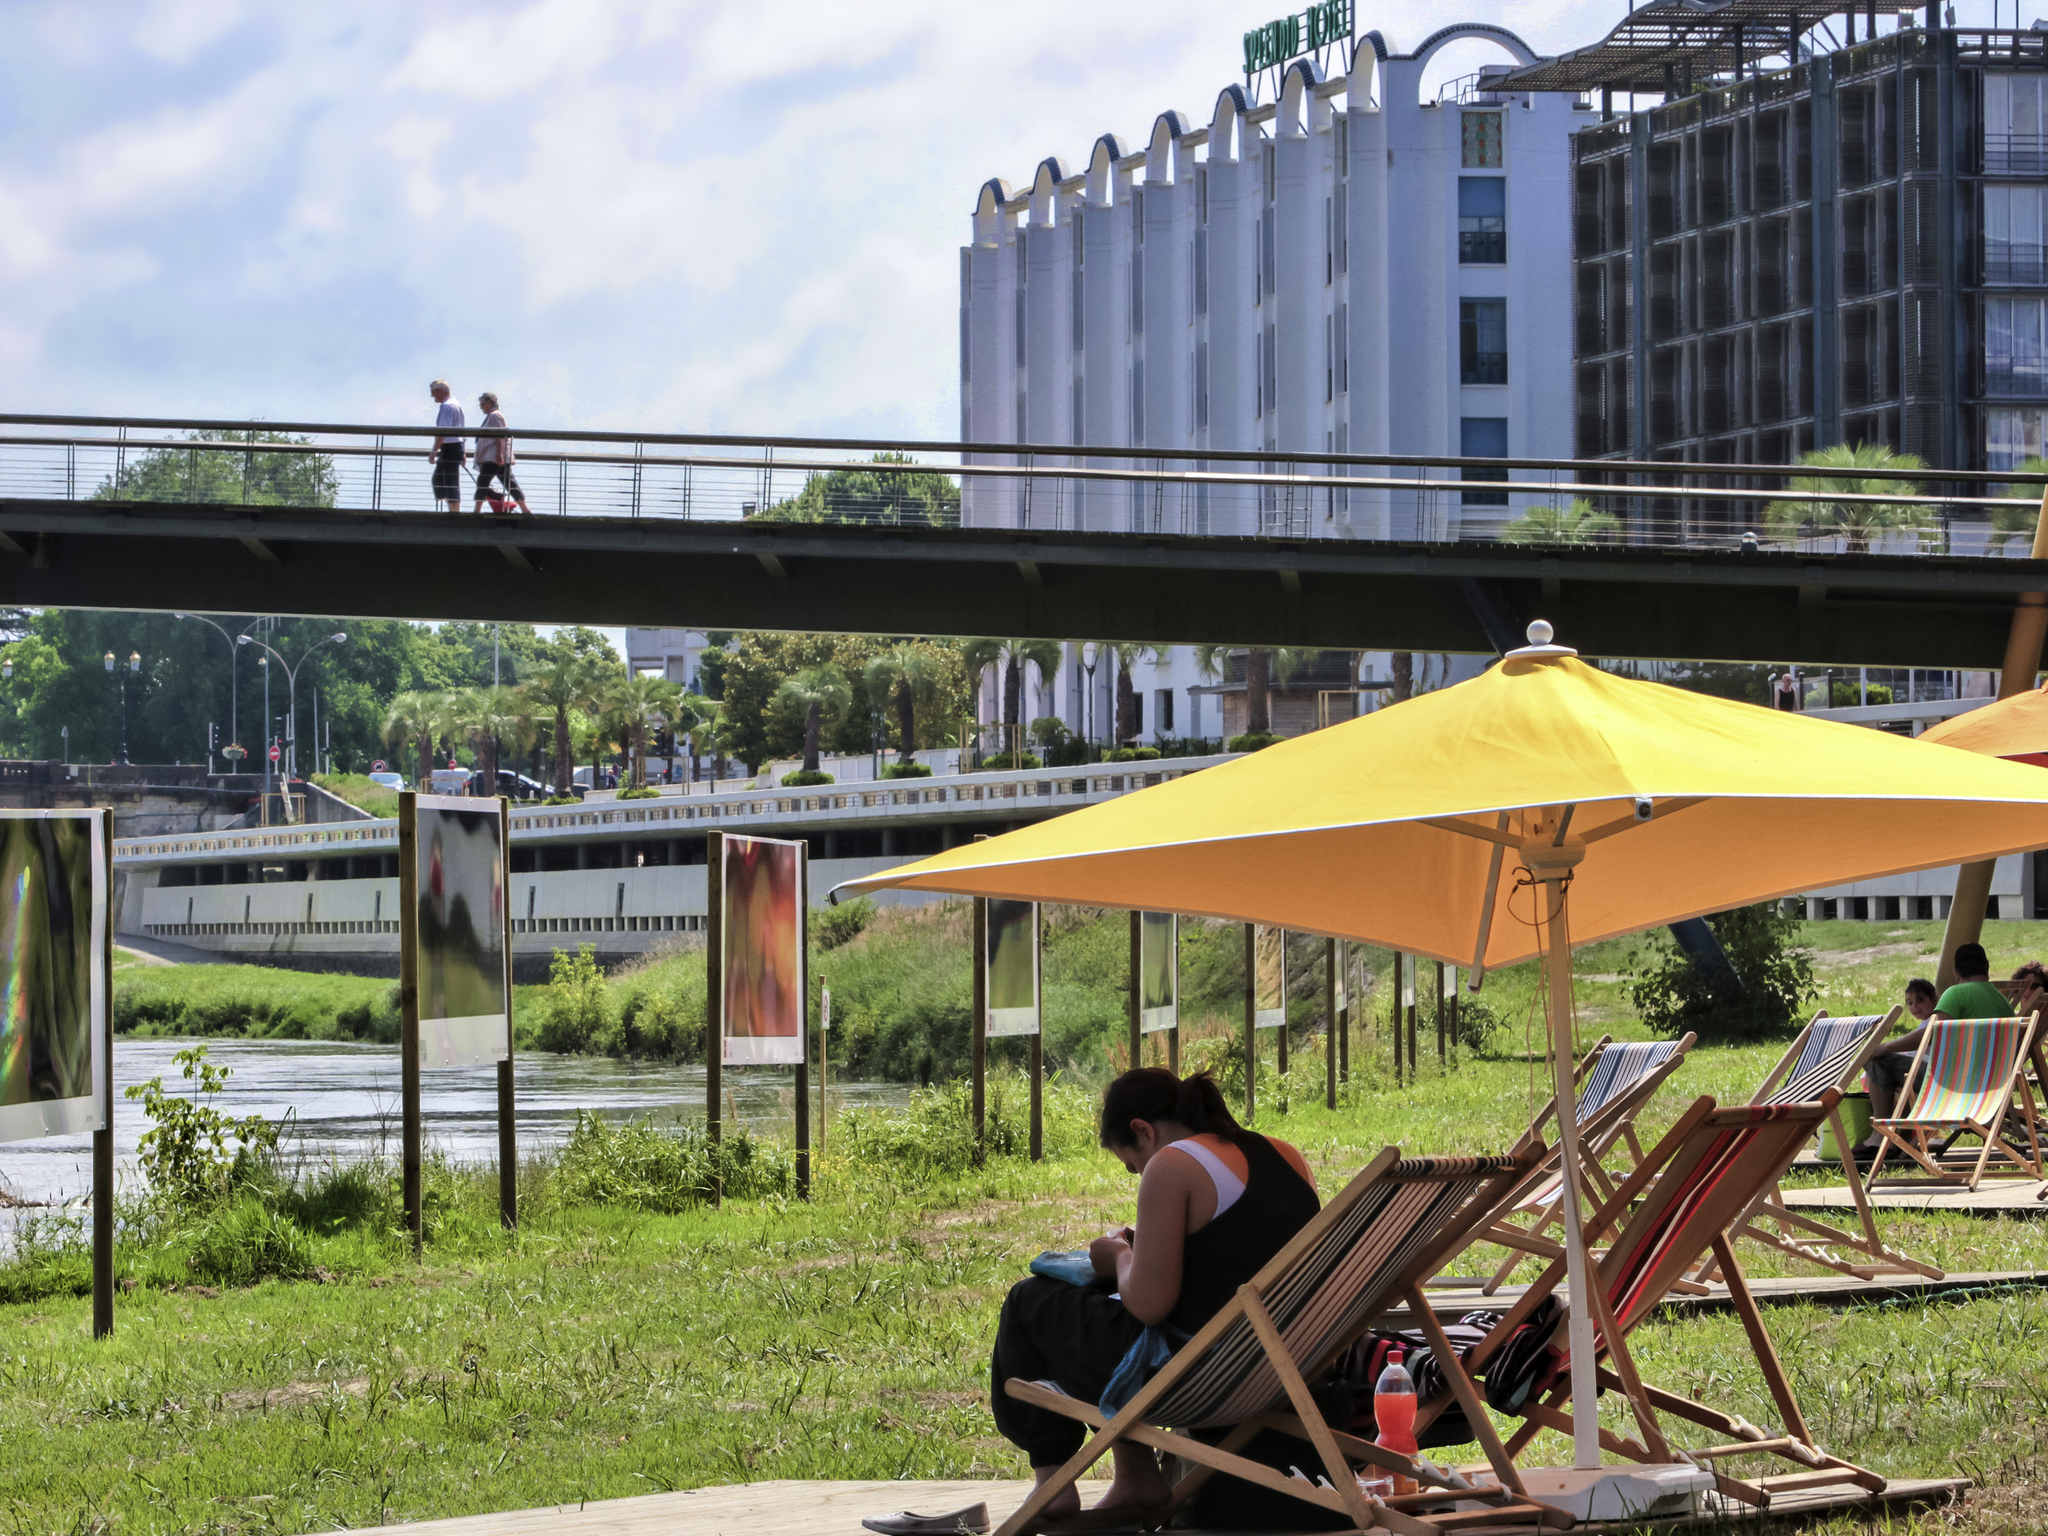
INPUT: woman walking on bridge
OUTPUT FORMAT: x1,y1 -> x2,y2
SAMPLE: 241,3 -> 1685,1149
472,392 -> 532,516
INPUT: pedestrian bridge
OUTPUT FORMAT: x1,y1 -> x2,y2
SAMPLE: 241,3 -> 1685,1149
2,414 -> 2041,666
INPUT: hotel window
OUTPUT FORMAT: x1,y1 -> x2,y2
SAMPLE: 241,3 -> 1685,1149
1460,299 -> 1508,384
1335,183 -> 1348,273
1255,332 -> 1265,418
1154,689 -> 1174,733
1985,74 -> 2048,172
1325,196 -> 1334,284
1197,341 -> 1210,428
1334,114 -> 1348,177
1130,359 -> 1144,443
1460,417 -> 1509,505
1072,377 -> 1084,441
1988,406 -> 2048,469
1130,252 -> 1143,337
1264,320 -> 1277,414
1986,297 -> 2048,396
1336,302 -> 1349,394
1986,185 -> 2048,284
1458,178 -> 1507,264
1461,111 -> 1503,168
1335,421 -> 1349,513
1325,315 -> 1334,402
1261,205 -> 1276,299
1195,228 -> 1209,315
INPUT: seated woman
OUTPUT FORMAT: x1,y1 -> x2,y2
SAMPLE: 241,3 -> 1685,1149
989,1068 -> 1320,1531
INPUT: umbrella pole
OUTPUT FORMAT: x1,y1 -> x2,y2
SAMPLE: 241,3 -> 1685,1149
1532,851 -> 1603,1472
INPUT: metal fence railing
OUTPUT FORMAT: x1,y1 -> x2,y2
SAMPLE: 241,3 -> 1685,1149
0,412 -> 2041,556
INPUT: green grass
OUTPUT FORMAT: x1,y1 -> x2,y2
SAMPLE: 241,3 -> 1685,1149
2,1033 -> 2045,1534
311,772 -> 400,819
116,963 -> 401,1044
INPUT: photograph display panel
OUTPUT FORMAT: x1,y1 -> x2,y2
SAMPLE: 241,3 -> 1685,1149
1254,925 -> 1286,1029
1139,911 -> 1177,1034
413,797 -> 510,1069
0,812 -> 108,1143
985,899 -> 1039,1037
722,834 -> 805,1065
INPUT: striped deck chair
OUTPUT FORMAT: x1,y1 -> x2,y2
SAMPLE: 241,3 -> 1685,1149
1698,1008 -> 1939,1283
1473,1032 -> 1696,1293
994,1150 -> 1571,1536
1867,1015 -> 2047,1190
1434,1096 -> 1887,1511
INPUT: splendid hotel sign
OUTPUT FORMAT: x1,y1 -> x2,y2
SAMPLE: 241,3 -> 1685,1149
1243,0 -> 1353,75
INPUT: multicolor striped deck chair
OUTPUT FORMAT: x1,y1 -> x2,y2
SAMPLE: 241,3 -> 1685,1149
1434,1097 -> 1887,1512
1698,1008 -> 1938,1283
993,1150 -> 1572,1536
1868,1015 -> 2046,1189
1472,1032 -> 1696,1293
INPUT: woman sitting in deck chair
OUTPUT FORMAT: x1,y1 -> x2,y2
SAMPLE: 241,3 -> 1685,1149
992,1069 -> 1319,1532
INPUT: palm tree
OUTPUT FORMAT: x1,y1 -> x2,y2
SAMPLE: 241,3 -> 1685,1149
612,673 -> 683,787
1764,443 -> 1933,554
382,690 -> 440,784
526,657 -> 599,795
865,644 -> 941,763
962,638 -> 1063,756
1991,457 -> 2048,555
1191,645 -> 1319,737
1107,643 -> 1157,744
1500,498 -> 1622,546
474,685 -> 533,790
776,665 -> 853,774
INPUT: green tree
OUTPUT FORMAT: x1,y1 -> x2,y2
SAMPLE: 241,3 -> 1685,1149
612,674 -> 683,787
864,644 -> 943,763
383,690 -> 442,783
94,430 -> 337,508
750,454 -> 960,526
1764,443 -> 1933,554
961,638 -> 1062,746
526,657 -> 600,794
1500,498 -> 1622,546
1191,645 -> 1320,737
776,666 -> 854,773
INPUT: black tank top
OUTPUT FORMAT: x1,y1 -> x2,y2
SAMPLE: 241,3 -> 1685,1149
1167,1131 -> 1321,1335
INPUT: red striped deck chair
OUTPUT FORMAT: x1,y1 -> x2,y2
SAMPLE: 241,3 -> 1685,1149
994,1151 -> 1571,1536
1434,1096 -> 1886,1512
1472,1033 -> 1696,1293
1697,1007 -> 1938,1283
1867,1015 -> 2046,1190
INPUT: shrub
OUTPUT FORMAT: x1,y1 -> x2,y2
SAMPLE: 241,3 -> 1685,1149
814,896 -> 876,951
1628,903 -> 1815,1042
835,1071 -> 1095,1174
615,984 -> 694,1060
1027,715 -> 1071,750
978,752 -> 1042,771
618,785 -> 661,800
542,794 -> 580,806
124,1046 -> 281,1211
535,945 -> 615,1053
1106,746 -> 1160,762
1176,1035 -> 1247,1107
1227,732 -> 1281,753
551,1113 -> 789,1210
1043,739 -> 1094,767
1451,993 -> 1505,1054
782,769 -> 835,786
882,761 -> 933,779
147,1194 -> 317,1288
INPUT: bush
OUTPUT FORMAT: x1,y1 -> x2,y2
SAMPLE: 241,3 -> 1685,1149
542,794 -> 580,806
1451,993 -> 1505,1054
1042,739 -> 1094,767
835,1071 -> 1096,1174
551,1113 -> 789,1210
535,945 -> 615,1053
977,752 -> 1042,771
1028,716 -> 1071,750
814,896 -> 875,951
124,1046 -> 281,1211
148,1194 -> 317,1287
1105,746 -> 1160,762
781,769 -> 835,786
882,761 -> 933,779
618,785 -> 661,800
1628,903 -> 1815,1042
1227,732 -> 1281,753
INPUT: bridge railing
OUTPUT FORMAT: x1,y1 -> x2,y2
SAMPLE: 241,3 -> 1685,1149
0,413 -> 2037,555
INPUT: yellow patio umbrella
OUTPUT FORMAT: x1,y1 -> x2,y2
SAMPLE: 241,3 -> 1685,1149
840,621 -> 2048,1472
1920,682 -> 2048,766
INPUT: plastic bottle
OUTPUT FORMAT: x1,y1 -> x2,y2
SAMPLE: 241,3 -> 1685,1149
1374,1347 -> 1420,1496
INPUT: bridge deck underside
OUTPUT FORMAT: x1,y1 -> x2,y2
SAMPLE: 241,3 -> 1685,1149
0,499 -> 2034,665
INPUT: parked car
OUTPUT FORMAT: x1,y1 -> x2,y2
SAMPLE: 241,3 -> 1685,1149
426,767 -> 472,795
471,768 -> 548,802
367,770 -> 405,792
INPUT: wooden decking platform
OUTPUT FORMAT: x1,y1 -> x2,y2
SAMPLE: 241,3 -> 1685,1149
1779,1177 -> 2047,1214
318,1473 -> 1967,1535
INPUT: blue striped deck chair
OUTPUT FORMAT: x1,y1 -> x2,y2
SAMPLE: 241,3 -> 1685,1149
1438,1096 -> 1887,1512
993,1150 -> 1571,1536
1473,1033 -> 1696,1293
1868,1015 -> 2047,1190
1697,1008 -> 1939,1282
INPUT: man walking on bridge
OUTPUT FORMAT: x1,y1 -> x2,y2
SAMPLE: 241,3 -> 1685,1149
428,380 -> 466,513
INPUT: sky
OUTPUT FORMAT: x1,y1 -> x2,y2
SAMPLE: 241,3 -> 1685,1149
0,0 -> 1674,442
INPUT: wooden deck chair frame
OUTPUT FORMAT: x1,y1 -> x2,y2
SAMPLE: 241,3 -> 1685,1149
1867,1014 -> 2047,1190
992,1150 -> 1572,1536
1474,1032 -> 1696,1293
1431,1095 -> 1886,1511
1697,1007 -> 1940,1284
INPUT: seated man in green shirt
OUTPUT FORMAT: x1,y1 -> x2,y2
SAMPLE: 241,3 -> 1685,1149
1861,944 -> 2013,1138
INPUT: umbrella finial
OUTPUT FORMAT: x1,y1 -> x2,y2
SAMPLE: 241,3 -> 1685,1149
1507,619 -> 1578,662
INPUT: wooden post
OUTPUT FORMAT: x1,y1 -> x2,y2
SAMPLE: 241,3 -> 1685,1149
497,799 -> 517,1231
93,810 -> 113,1339
1029,904 -> 1043,1161
1275,932 -> 1290,1090
795,850 -> 811,1200
1338,940 -> 1350,1083
1243,923 -> 1257,1122
1435,960 -> 1448,1065
1324,937 -> 1337,1110
1406,959 -> 1419,1076
705,831 -> 724,1206
1391,950 -> 1405,1086
1127,910 -> 1143,1069
1447,965 -> 1460,1058
1168,914 -> 1181,1074
818,988 -> 830,1160
398,793 -> 423,1256
971,896 -> 988,1159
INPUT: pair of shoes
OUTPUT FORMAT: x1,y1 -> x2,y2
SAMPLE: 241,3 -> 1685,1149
861,1503 -> 990,1535
1036,1500 -> 1173,1534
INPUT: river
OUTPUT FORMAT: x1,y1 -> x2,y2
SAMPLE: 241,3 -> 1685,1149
0,1037 -> 912,1212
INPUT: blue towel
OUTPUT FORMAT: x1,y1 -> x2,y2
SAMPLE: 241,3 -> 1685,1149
1025,1250 -> 1187,1416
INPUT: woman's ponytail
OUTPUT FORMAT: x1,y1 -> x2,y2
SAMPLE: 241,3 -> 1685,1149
1100,1066 -> 1247,1148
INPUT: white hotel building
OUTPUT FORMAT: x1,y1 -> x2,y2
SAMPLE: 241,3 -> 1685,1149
959,25 -> 1594,745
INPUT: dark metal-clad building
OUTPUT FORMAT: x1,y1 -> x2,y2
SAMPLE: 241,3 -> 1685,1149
1504,5 -> 2048,536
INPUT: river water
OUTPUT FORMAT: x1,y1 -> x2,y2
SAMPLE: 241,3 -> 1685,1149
0,1037 -> 911,1212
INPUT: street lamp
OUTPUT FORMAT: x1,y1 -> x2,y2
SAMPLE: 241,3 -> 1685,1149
175,612 -> 251,772
103,649 -> 139,765
237,630 -> 347,782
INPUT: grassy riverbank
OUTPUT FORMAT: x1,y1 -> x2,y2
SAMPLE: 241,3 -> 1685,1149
3,1030 -> 2046,1534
